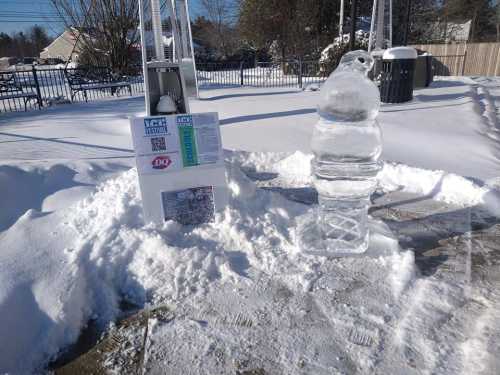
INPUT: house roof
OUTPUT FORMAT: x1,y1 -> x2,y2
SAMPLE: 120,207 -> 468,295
41,28 -> 82,53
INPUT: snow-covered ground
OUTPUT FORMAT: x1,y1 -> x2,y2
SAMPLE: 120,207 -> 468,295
0,77 -> 499,374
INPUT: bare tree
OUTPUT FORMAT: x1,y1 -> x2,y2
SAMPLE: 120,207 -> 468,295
496,4 -> 500,42
198,0 -> 239,58
239,0 -> 339,61
49,0 -> 140,73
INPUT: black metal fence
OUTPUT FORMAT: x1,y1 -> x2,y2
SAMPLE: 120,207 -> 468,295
0,66 -> 143,113
196,60 -> 330,89
1,61 -> 329,113
0,55 -> 467,114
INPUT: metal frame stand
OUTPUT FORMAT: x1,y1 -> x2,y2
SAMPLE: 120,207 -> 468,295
138,0 -> 196,116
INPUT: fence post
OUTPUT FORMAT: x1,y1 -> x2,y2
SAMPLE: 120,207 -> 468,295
31,65 -> 43,108
298,59 -> 303,89
240,61 -> 244,86
461,50 -> 467,76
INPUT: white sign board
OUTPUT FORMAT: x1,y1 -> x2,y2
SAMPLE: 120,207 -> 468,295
130,113 -> 228,225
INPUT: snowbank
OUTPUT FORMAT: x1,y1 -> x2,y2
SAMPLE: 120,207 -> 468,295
0,209 -> 89,373
236,150 -> 500,214
1,149 -> 498,373
1,76 -> 499,373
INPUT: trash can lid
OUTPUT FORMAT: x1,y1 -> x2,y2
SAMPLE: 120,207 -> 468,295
383,47 -> 418,60
370,49 -> 385,58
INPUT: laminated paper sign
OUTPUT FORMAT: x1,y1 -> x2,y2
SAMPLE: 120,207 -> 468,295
130,113 -> 227,225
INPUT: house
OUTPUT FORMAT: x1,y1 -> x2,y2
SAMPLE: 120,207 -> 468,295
444,20 -> 471,42
427,20 -> 472,43
40,28 -> 84,62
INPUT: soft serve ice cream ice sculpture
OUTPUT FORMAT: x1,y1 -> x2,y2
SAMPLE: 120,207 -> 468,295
300,50 -> 383,256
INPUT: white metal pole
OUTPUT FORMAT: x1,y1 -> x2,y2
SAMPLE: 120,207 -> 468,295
376,0 -> 385,49
388,0 -> 393,48
166,0 -> 183,63
178,0 -> 190,58
183,0 -> 199,97
171,0 -> 176,62
339,0 -> 345,38
166,0 -> 190,112
138,0 -> 151,115
368,0 -> 377,52
151,0 -> 165,60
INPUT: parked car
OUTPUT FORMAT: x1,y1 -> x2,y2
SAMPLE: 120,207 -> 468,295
0,57 -> 18,69
46,58 -> 64,65
22,57 -> 38,65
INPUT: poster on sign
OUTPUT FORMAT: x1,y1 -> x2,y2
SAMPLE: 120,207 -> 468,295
130,113 -> 228,225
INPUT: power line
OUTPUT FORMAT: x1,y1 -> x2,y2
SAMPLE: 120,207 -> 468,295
0,17 -> 64,20
0,10 -> 59,13
0,20 -> 64,23
0,11 -> 58,18
0,16 -> 64,20
0,0 -> 53,2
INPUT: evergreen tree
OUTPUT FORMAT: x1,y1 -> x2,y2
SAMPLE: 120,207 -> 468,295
29,26 -> 51,56
0,33 -> 13,57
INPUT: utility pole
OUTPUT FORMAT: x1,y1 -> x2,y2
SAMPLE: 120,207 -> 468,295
403,0 -> 412,45
339,0 -> 345,38
349,0 -> 358,50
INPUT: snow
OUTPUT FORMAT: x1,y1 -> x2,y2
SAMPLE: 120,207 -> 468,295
240,150 -> 498,212
0,209 -> 89,373
382,47 -> 418,60
0,77 -> 499,373
320,31 -> 370,63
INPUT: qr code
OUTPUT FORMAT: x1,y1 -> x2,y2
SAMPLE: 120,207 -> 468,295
150,137 -> 166,152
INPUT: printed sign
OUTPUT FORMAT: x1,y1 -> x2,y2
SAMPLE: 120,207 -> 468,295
144,117 -> 169,136
161,186 -> 215,225
130,113 -> 227,225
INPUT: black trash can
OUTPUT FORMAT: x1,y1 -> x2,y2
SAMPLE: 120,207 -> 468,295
414,53 -> 433,88
380,47 -> 417,103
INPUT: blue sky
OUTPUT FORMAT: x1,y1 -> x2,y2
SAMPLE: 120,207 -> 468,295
0,0 -> 204,36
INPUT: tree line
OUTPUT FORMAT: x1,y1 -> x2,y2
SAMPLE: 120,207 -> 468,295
2,0 -> 499,72
197,0 -> 500,62
0,26 -> 52,60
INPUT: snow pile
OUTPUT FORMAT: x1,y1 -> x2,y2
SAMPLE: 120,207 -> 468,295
142,238 -> 419,374
0,155 -> 308,373
55,62 -> 78,69
0,150 -> 498,373
235,150 -> 500,214
0,209 -> 90,373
